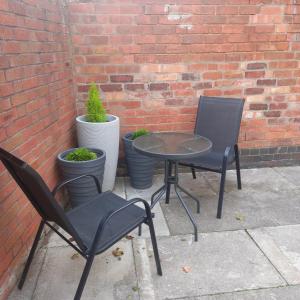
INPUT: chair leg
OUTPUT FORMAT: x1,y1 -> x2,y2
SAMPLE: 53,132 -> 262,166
147,218 -> 162,276
138,224 -> 142,236
234,144 -> 242,190
191,167 -> 196,179
74,254 -> 95,300
18,220 -> 45,289
217,167 -> 227,219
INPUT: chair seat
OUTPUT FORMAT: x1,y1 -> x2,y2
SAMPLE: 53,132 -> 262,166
67,192 -> 145,253
180,151 -> 235,171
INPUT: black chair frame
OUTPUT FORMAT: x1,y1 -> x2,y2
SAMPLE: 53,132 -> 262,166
0,148 -> 162,300
179,96 -> 244,219
180,144 -> 241,219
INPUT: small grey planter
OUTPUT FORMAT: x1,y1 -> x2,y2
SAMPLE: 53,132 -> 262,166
57,148 -> 106,207
123,133 -> 156,189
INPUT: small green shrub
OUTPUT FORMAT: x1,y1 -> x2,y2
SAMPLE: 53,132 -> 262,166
86,83 -> 107,123
131,129 -> 149,140
65,148 -> 97,161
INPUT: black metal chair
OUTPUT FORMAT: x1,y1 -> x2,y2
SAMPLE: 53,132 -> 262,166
179,96 -> 245,219
0,148 -> 162,300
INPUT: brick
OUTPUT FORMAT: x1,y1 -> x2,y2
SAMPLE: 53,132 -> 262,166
193,82 -> 213,89
270,103 -> 288,110
245,71 -> 265,79
260,6 -> 282,15
277,79 -> 296,86
216,6 -> 239,15
249,103 -> 268,110
110,75 -> 133,83
136,15 -> 158,25
203,72 -> 222,80
264,111 -> 281,118
165,99 -> 184,106
245,88 -> 264,95
145,5 -> 167,15
100,84 -> 123,92
203,89 -> 222,96
257,79 -> 276,86
125,84 -> 144,91
149,83 -> 169,91
171,83 -> 192,91
247,62 -> 267,70
182,73 -> 197,81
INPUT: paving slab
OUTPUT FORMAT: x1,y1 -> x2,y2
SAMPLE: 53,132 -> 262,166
177,285 -> 300,300
32,240 -> 139,300
134,231 -> 285,300
161,181 -> 300,235
273,166 -> 300,188
8,248 -> 47,300
203,168 -> 296,195
248,224 -> 300,285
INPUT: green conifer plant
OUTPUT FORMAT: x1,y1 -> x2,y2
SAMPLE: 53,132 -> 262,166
65,148 -> 97,161
131,128 -> 149,140
86,83 -> 107,122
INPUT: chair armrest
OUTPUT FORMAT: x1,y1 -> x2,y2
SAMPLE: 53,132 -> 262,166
88,198 -> 151,254
223,146 -> 231,159
52,174 -> 102,196
221,146 -> 231,169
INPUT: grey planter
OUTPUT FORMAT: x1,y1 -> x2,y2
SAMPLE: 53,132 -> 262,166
57,148 -> 106,207
123,133 -> 156,189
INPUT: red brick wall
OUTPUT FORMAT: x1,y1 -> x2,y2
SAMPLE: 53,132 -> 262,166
0,0 -> 76,298
68,0 -> 300,150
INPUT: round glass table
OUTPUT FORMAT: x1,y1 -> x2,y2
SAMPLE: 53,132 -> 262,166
133,132 -> 212,241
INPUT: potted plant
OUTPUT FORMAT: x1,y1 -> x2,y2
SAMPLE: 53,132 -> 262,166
123,129 -> 157,189
57,147 -> 106,207
76,83 -> 119,191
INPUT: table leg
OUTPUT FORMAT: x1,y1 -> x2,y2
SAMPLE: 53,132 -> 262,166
174,185 -> 198,241
165,161 -> 173,204
177,184 -> 200,214
149,160 -> 200,241
173,162 -> 199,241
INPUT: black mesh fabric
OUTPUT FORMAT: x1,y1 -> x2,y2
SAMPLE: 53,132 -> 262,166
67,192 -> 145,253
0,148 -> 85,249
195,96 -> 244,153
181,96 -> 244,170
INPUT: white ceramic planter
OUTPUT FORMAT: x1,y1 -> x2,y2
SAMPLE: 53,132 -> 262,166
76,114 -> 120,191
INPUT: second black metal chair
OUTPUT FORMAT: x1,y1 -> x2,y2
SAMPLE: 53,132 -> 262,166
179,96 -> 245,218
0,147 -> 162,300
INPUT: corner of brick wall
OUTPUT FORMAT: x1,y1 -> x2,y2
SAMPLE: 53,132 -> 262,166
0,0 -> 77,298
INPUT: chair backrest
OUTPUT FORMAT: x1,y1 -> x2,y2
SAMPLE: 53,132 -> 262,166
0,148 -> 85,250
194,96 -> 245,153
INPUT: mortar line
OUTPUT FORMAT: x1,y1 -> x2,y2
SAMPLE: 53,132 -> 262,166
169,284 -> 300,300
30,246 -> 48,300
131,239 -> 141,300
245,229 -> 289,286
272,166 -> 298,189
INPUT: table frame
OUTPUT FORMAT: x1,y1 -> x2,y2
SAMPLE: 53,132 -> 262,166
151,160 -> 200,241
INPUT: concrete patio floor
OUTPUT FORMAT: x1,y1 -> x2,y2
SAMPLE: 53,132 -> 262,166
8,166 -> 300,300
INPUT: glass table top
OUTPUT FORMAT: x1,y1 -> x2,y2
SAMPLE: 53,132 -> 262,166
133,132 -> 212,160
